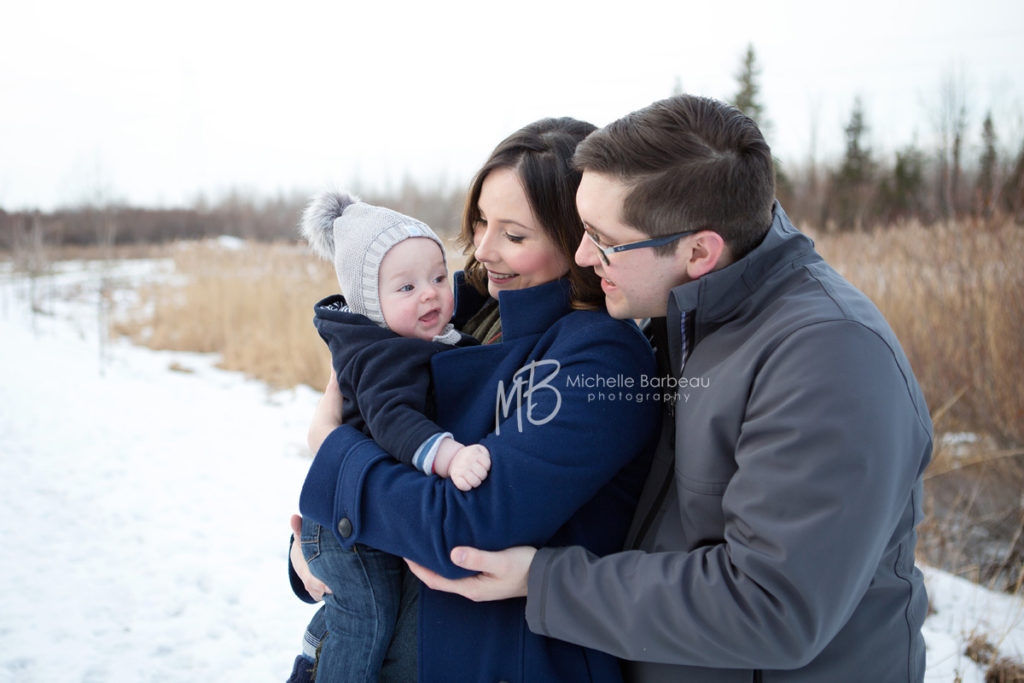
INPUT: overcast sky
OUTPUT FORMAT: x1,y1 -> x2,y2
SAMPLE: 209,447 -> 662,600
2,0 -> 1022,211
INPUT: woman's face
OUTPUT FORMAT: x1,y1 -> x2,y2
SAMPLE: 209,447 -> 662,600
472,167 -> 570,299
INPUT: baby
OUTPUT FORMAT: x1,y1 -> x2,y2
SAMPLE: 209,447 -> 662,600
290,191 -> 490,682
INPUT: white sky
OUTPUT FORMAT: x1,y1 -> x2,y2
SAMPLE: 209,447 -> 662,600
2,0 -> 1022,210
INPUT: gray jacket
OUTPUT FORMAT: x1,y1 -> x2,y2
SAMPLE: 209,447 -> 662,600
526,204 -> 931,682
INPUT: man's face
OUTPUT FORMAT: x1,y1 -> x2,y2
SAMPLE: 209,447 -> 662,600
574,171 -> 690,320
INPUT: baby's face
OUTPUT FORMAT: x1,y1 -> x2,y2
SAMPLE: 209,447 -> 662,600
378,238 -> 455,341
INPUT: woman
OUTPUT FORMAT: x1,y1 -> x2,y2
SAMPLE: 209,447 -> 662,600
294,118 -> 660,682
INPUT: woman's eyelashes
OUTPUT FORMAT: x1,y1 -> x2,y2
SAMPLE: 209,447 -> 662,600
476,216 -> 525,243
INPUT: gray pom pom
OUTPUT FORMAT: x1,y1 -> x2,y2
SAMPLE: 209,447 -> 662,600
299,190 -> 359,259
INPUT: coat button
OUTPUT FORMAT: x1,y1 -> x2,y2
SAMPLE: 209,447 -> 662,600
337,518 -> 353,538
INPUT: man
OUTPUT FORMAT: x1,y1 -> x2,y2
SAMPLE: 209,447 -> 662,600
408,94 -> 932,682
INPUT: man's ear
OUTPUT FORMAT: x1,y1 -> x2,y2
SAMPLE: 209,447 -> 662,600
681,230 -> 730,279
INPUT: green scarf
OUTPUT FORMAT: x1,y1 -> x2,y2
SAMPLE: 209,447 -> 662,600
462,298 -> 502,345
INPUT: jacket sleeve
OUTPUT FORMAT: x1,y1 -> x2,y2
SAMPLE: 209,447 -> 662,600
299,317 -> 659,578
524,321 -> 932,669
340,337 -> 447,468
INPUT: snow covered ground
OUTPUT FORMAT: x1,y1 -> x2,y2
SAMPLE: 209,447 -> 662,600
1,257 -> 1022,682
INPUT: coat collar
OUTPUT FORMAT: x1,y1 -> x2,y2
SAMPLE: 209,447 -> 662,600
452,272 -> 573,342
668,202 -> 817,332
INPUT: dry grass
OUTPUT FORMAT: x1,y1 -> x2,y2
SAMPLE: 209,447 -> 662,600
808,220 -> 1024,591
2,242 -> 170,266
986,657 -> 1024,683
109,224 -> 1024,590
112,240 -> 341,390
810,219 -> 1024,447
808,219 -> 1024,593
966,633 -> 999,666
122,221 -> 1024,427
112,237 -> 470,391
966,632 -> 1024,683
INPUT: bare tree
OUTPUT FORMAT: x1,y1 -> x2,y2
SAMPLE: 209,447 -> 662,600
933,68 -> 969,221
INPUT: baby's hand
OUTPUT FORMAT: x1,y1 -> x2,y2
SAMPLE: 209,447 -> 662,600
448,444 -> 492,491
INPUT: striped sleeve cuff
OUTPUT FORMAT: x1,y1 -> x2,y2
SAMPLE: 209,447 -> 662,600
412,432 -> 452,475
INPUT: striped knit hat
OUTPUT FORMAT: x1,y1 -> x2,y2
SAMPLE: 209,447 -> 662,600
299,191 -> 446,326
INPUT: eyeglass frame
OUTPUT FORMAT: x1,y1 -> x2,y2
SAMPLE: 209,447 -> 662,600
585,227 -> 697,265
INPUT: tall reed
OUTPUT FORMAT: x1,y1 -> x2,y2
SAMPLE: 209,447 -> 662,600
114,238 -> 470,391
811,220 -> 1023,447
811,220 -> 1024,592
113,225 -> 1023,589
115,240 -> 339,390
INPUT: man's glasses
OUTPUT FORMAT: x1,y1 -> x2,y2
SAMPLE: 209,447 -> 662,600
585,228 -> 696,265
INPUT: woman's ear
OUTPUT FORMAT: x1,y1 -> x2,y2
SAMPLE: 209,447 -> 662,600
682,230 -> 730,280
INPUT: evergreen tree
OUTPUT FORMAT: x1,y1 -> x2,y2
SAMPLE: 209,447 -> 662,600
976,111 -> 998,218
1002,138 -> 1024,224
830,97 -> 875,229
875,145 -> 926,224
840,98 -> 872,182
730,44 -> 792,206
733,43 -> 766,130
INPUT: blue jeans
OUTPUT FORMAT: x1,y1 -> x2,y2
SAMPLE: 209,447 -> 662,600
299,518 -> 416,682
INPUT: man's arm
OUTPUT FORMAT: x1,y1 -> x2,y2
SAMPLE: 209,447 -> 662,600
524,322 -> 931,669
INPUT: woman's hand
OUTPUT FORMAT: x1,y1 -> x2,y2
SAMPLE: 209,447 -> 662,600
405,545 -> 536,602
308,370 -> 343,454
290,514 -> 332,601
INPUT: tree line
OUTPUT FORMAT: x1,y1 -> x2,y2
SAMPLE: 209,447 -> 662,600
731,44 -> 1024,230
3,47 -> 1023,251
0,182 -> 467,253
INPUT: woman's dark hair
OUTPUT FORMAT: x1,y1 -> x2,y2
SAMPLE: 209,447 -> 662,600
458,117 -> 603,309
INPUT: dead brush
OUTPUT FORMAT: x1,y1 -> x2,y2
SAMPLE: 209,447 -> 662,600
986,657 -> 1024,683
113,237 -> 469,390
966,633 -> 999,666
114,225 -> 1024,588
809,220 -> 1024,592
811,219 -> 1024,448
113,239 -> 340,389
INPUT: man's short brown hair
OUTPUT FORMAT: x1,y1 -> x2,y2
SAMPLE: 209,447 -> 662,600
573,95 -> 775,259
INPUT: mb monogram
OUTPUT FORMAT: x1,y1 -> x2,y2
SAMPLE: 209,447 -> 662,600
495,359 -> 562,434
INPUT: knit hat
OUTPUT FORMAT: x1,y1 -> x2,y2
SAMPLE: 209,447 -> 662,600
300,191 -> 447,326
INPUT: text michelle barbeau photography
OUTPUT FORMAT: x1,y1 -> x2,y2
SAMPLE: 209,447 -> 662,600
494,360 -> 710,433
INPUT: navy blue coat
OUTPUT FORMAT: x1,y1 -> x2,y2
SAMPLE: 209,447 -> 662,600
300,276 -> 660,682
313,294 -> 477,468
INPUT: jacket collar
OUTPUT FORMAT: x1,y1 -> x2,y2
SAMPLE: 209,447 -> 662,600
452,272 -> 573,342
667,202 -> 817,346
